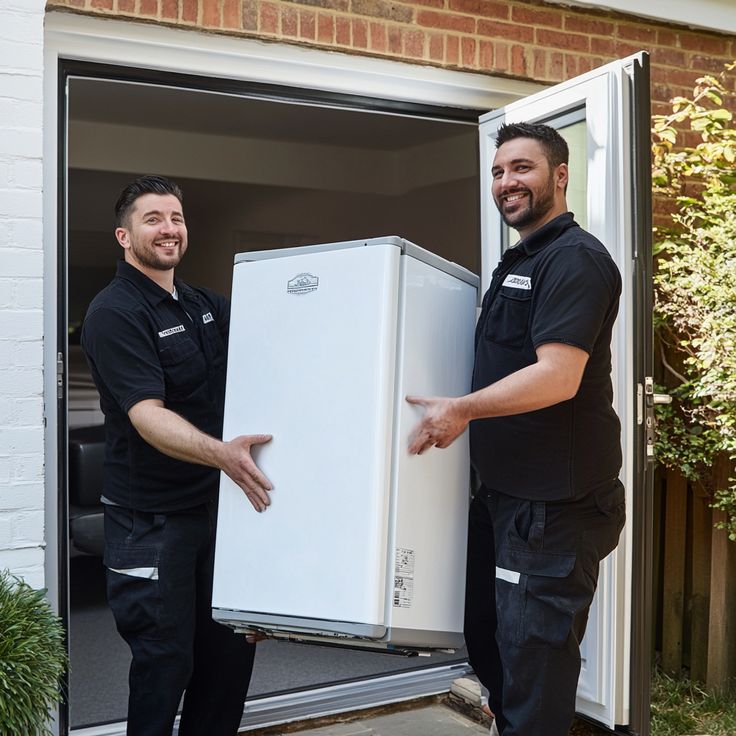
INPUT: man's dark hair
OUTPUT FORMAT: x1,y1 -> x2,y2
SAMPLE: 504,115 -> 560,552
114,175 -> 183,229
495,122 -> 569,169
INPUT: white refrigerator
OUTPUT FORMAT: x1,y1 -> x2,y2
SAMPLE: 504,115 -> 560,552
212,236 -> 478,651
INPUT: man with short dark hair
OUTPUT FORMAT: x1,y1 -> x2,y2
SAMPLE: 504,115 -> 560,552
407,122 -> 625,735
82,175 -> 272,735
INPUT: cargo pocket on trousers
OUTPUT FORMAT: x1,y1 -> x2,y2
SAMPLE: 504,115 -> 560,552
104,544 -> 163,638
495,546 -> 576,649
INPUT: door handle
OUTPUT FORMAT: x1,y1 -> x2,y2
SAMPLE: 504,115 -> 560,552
641,378 -> 671,459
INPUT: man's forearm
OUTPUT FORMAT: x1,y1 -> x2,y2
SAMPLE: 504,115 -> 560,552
457,361 -> 573,422
128,399 -> 225,468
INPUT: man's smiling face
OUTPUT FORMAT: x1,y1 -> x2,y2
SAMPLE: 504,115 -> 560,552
491,137 -> 567,239
116,192 -> 188,276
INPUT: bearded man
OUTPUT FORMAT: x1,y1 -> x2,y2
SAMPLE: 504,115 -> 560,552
408,123 -> 625,736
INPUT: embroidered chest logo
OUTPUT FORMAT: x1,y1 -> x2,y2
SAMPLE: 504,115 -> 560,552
202,312 -> 214,324
502,274 -> 532,290
158,325 -> 186,338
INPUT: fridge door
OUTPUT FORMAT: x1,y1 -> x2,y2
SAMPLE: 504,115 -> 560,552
212,243 -> 401,637
478,54 -> 652,733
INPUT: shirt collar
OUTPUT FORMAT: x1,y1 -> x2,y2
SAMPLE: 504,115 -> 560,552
516,212 -> 577,256
115,260 -> 176,307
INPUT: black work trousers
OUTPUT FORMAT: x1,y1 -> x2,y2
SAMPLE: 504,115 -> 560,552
464,480 -> 625,736
103,501 -> 256,736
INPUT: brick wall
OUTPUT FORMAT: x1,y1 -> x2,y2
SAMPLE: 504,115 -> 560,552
46,0 -> 736,115
0,0 -> 46,587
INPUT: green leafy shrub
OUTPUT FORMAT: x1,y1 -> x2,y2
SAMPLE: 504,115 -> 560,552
652,62 -> 736,539
0,571 -> 67,735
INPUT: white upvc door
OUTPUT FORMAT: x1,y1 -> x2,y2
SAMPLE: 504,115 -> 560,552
478,53 -> 652,733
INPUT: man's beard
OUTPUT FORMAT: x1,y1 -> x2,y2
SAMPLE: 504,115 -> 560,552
129,239 -> 183,271
498,176 -> 556,232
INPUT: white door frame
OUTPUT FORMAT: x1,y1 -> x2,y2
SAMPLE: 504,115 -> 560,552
43,10 -> 543,609
42,11 -> 543,734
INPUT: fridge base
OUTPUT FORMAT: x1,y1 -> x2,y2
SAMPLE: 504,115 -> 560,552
212,608 -> 464,653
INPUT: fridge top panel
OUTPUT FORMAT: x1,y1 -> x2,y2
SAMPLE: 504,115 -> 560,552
234,235 -> 479,288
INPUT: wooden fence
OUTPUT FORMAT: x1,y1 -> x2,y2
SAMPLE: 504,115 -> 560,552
654,456 -> 736,691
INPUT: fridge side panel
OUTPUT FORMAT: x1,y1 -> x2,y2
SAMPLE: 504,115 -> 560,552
388,254 -> 477,639
213,245 -> 400,628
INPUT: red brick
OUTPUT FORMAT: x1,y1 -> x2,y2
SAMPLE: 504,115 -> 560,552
511,4 -> 562,28
139,0 -> 158,15
369,21 -> 387,52
448,0 -> 508,20
461,37 -> 476,66
160,0 -> 178,20
662,68 -> 706,89
91,0 -> 114,10
617,22 -> 657,44
549,51 -> 565,81
690,54 -> 730,73
242,0 -> 257,30
477,19 -> 533,43
680,32 -> 729,55
223,0 -> 242,28
428,32 -> 444,61
351,0 -> 413,23
202,0 -> 221,26
117,0 -> 136,12
656,28 -> 678,47
317,13 -> 334,42
564,14 -> 613,36
259,2 -> 278,33
417,9 -> 475,33
407,0 -> 444,7
532,48 -> 545,79
336,15 -> 351,44
182,0 -> 198,22
577,56 -> 594,74
565,54 -> 577,78
650,47 -> 686,68
613,40 -> 644,57
352,17 -> 368,47
446,34 -> 459,65
480,39 -> 495,71
536,28 -> 589,53
289,0 -> 347,9
281,5 -> 298,36
591,37 -> 615,56
299,9 -> 316,38
388,24 -> 402,53
511,44 -> 527,76
404,28 -> 425,58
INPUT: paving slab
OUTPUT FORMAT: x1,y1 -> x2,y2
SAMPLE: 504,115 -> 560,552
254,703 -> 489,736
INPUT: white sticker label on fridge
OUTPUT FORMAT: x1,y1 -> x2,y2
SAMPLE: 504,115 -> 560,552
393,547 -> 415,608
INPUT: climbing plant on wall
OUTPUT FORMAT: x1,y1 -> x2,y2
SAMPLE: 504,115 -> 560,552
652,61 -> 736,539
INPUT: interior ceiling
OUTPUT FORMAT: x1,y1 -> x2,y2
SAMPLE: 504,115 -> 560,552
68,77 -> 475,150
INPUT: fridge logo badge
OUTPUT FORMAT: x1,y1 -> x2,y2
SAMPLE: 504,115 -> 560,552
287,272 -> 319,295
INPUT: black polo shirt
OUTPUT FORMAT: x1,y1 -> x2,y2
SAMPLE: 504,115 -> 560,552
81,261 -> 230,512
470,212 -> 622,501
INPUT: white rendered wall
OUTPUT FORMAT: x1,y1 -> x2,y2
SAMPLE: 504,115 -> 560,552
0,0 -> 46,588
